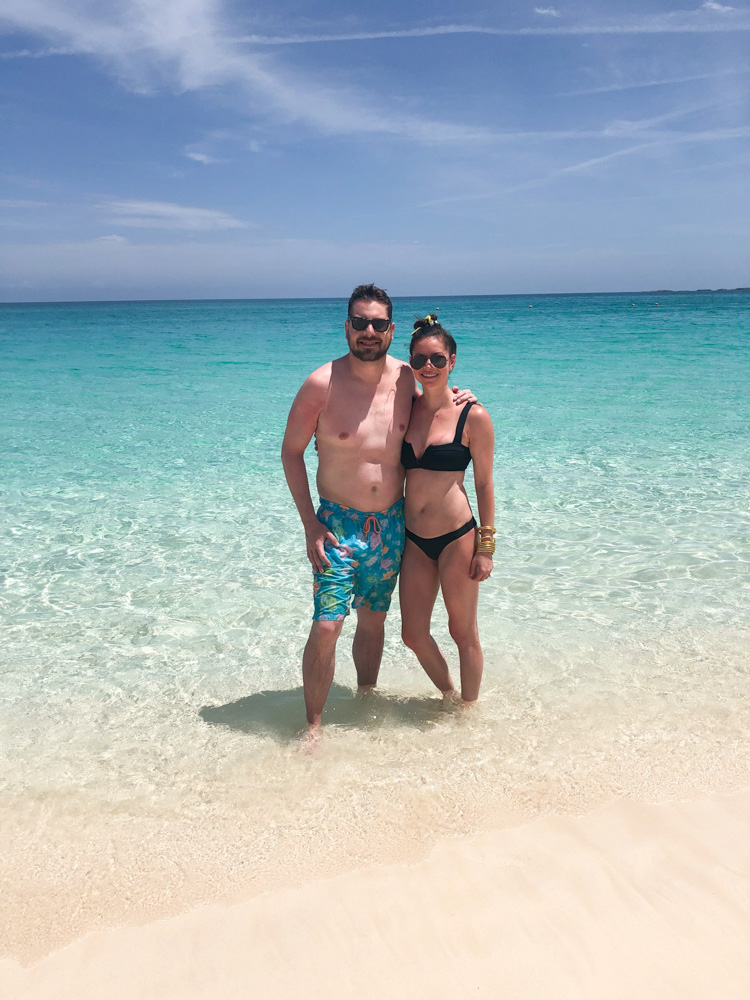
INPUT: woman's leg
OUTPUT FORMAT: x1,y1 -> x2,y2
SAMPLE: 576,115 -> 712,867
438,531 -> 483,703
399,539 -> 455,694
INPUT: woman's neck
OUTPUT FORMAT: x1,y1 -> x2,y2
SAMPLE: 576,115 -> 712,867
419,382 -> 454,413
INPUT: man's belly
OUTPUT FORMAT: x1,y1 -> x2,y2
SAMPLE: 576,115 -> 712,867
317,462 -> 405,514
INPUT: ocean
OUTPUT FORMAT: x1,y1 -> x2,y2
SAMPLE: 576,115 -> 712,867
2,292 -> 749,960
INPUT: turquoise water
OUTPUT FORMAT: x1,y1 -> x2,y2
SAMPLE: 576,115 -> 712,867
2,293 -> 749,956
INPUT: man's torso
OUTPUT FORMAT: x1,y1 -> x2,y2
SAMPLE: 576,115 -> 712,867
315,355 -> 414,512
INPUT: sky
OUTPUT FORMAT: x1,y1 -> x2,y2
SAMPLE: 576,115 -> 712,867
1,0 -> 749,301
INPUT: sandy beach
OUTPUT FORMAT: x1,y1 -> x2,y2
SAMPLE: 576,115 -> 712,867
3,788 -> 749,1000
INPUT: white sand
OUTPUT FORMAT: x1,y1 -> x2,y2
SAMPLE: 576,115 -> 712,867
3,789 -> 749,1000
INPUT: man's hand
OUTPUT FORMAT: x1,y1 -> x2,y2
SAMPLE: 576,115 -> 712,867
452,385 -> 478,405
470,553 -> 493,582
305,519 -> 339,574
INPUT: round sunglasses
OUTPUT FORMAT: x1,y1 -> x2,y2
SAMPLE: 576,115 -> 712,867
410,353 -> 449,370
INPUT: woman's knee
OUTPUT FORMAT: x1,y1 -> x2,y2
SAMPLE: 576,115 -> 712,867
401,622 -> 430,652
448,619 -> 479,648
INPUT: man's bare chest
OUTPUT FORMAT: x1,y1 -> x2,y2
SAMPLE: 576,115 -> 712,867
318,384 -> 412,453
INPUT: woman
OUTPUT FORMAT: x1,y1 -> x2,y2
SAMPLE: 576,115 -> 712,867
399,316 -> 495,704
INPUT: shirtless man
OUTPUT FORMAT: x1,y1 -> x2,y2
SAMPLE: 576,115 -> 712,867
282,284 -> 470,729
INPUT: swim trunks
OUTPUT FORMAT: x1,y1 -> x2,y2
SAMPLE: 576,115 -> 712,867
312,498 -> 405,621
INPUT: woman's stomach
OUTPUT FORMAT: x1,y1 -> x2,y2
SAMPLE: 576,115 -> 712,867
404,472 -> 472,535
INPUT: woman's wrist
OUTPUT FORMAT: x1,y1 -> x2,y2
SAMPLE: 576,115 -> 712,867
475,524 -> 496,554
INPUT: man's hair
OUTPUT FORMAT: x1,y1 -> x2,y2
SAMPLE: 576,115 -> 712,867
409,315 -> 457,357
348,283 -> 393,321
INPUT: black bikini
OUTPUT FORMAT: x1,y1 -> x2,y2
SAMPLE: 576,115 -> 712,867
401,402 -> 477,561
401,401 -> 474,473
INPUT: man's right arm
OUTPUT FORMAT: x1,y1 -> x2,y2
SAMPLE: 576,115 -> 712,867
281,374 -> 338,573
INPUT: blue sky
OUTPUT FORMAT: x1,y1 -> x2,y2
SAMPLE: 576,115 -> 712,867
1,0 -> 749,300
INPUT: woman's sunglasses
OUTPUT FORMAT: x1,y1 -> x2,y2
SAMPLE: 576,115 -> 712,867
348,315 -> 392,334
410,353 -> 448,370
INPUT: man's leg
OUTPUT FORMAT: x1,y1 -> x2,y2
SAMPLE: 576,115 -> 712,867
352,606 -> 386,689
303,619 -> 345,727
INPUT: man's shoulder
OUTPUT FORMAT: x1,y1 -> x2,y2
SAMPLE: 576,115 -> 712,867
297,361 -> 334,395
386,355 -> 415,387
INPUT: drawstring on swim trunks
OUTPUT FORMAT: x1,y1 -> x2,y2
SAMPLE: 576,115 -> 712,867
362,516 -> 381,536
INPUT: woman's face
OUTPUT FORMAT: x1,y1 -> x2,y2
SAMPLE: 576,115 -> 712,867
410,335 -> 456,387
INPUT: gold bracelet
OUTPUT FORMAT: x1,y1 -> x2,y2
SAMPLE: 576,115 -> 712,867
475,540 -> 495,555
478,525 -> 496,535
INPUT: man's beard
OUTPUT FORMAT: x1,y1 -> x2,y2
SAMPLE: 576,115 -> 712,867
349,342 -> 389,361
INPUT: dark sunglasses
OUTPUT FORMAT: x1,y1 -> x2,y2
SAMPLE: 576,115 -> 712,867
348,315 -> 392,334
410,353 -> 449,370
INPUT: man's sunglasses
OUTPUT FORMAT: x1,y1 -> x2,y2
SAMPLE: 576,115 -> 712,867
410,353 -> 449,370
348,315 -> 392,334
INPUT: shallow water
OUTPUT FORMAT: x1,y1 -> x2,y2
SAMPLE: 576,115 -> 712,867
1,292 -> 749,957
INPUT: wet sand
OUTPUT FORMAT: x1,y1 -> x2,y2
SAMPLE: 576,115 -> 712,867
3,789 -> 749,1000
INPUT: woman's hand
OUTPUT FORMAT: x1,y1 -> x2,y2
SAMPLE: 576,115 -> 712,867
470,553 -> 493,582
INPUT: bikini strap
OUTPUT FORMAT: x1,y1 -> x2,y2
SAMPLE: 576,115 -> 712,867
453,401 -> 474,444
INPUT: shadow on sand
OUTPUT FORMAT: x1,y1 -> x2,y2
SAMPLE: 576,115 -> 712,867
199,683 -> 447,741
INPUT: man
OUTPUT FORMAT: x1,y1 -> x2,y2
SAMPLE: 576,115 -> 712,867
281,284 -> 468,730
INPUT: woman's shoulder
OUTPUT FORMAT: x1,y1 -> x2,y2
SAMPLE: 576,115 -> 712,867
467,402 -> 492,425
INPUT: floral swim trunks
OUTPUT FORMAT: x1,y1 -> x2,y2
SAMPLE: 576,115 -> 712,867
312,498 -> 405,621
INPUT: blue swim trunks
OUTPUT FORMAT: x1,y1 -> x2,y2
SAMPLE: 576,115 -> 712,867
312,498 -> 405,621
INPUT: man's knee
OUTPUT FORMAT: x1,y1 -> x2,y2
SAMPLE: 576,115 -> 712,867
308,618 -> 345,649
355,606 -> 387,634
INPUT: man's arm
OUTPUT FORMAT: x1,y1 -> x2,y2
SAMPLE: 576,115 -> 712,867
281,374 -> 338,573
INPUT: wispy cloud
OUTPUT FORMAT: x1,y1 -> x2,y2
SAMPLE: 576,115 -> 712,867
184,151 -> 222,165
534,8 -> 562,17
99,199 -> 247,230
0,198 -> 50,208
234,9 -> 750,45
0,46 -> 78,58
0,0 -> 497,144
559,68 -> 750,96
3,0 -> 749,149
702,1 -> 734,10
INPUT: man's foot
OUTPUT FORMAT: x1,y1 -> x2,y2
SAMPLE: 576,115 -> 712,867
356,684 -> 377,696
299,723 -> 322,754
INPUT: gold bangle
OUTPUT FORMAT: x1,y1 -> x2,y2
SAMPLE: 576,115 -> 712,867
475,541 -> 495,555
478,525 -> 496,535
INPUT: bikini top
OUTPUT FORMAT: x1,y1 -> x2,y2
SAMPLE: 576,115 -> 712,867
401,401 -> 474,472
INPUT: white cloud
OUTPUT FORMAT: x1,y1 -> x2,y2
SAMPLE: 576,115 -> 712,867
559,68 -> 749,96
95,234 -> 128,242
702,1 -> 734,10
99,199 -> 247,230
534,8 -> 561,17
0,198 -> 49,207
235,10 -> 750,45
185,151 -> 222,164
0,0 -> 497,144
4,1 -> 749,148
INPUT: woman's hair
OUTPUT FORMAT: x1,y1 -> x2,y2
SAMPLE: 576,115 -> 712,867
409,315 -> 457,357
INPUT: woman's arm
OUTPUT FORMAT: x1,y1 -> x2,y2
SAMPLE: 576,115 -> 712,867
467,406 -> 495,582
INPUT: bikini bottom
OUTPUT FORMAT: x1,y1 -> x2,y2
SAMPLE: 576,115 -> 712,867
405,517 -> 476,562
